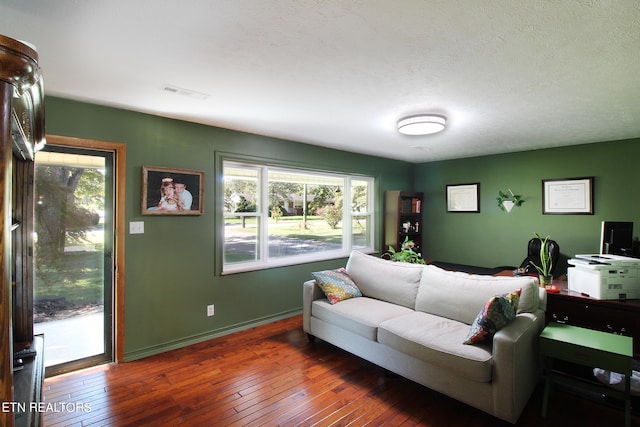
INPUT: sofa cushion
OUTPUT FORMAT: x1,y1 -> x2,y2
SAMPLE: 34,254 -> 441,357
345,251 -> 423,309
312,268 -> 362,304
312,297 -> 414,341
378,311 -> 493,382
416,265 -> 539,325
464,290 -> 520,344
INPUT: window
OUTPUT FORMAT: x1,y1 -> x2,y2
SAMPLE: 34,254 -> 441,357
222,160 -> 375,273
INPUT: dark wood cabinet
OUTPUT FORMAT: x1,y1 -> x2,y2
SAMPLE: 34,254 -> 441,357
545,281 -> 640,416
546,283 -> 640,358
384,191 -> 423,253
0,34 -> 45,427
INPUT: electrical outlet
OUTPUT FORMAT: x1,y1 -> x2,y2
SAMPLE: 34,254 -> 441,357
207,304 -> 215,317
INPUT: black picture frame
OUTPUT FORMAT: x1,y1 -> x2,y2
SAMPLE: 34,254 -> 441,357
446,183 -> 480,213
542,177 -> 593,215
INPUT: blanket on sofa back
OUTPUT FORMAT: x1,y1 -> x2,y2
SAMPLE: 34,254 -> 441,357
427,261 -> 506,276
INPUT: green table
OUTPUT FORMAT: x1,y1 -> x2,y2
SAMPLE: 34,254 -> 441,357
540,322 -> 633,427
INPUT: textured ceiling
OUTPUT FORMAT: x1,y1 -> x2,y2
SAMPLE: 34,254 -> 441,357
1,0 -> 639,162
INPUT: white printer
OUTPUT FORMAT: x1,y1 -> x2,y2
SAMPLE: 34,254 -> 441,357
568,254 -> 640,300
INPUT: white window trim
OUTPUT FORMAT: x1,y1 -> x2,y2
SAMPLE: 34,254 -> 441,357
222,160 -> 376,274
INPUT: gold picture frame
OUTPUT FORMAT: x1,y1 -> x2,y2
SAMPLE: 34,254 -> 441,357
141,166 -> 204,215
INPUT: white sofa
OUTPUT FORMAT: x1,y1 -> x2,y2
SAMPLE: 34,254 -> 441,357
303,251 -> 547,424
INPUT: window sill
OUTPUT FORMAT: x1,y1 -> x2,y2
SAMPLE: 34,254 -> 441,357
221,248 -> 376,275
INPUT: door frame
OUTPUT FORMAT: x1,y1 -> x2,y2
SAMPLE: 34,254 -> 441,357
45,135 -> 126,363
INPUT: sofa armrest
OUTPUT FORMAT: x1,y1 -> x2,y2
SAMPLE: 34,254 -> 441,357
490,309 -> 546,423
303,279 -> 325,333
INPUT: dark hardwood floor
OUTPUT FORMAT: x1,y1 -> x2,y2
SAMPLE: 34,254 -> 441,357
41,315 -> 635,426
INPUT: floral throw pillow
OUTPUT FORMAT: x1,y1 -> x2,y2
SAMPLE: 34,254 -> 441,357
312,268 -> 362,304
464,289 -> 521,345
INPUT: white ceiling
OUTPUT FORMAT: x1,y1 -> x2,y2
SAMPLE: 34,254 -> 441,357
2,0 -> 639,163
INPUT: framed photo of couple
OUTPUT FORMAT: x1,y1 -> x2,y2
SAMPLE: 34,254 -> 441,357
141,166 -> 204,215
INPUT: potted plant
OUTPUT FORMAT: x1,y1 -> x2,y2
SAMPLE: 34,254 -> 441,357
497,189 -> 524,212
385,236 -> 426,264
530,232 -> 553,286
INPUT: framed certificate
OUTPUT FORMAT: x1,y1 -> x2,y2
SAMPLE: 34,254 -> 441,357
542,177 -> 593,215
446,183 -> 480,213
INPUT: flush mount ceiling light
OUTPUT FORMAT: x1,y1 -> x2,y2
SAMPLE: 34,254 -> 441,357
397,115 -> 446,135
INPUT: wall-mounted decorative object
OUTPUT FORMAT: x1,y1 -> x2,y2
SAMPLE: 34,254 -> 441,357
497,189 -> 524,213
446,183 -> 480,213
542,177 -> 593,215
142,165 -> 205,215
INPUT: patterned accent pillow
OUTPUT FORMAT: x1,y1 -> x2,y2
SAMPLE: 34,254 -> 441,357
312,268 -> 362,304
464,289 -> 521,345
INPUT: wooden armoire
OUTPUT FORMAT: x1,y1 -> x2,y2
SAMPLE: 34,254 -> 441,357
0,34 -> 46,427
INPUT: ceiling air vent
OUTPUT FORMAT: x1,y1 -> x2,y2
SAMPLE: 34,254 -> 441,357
161,84 -> 209,100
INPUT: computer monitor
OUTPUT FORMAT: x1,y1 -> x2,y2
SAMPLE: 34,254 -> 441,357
600,221 -> 633,256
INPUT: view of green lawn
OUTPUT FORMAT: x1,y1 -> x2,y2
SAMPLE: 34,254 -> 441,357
225,215 -> 343,242
35,230 -> 104,310
224,214 -> 369,264
34,251 -> 104,317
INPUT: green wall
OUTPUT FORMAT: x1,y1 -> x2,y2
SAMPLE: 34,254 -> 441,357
415,139 -> 640,274
44,96 -> 640,360
44,96 -> 413,360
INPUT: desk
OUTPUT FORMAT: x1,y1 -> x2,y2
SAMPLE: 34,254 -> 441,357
545,279 -> 640,358
540,323 -> 633,427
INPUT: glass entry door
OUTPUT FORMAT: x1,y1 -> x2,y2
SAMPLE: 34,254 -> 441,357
33,145 -> 114,376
